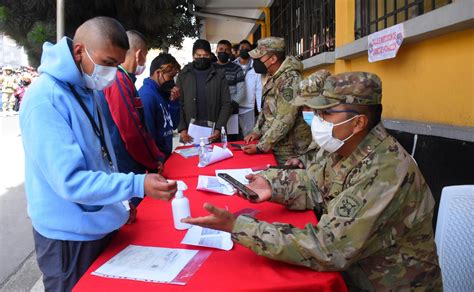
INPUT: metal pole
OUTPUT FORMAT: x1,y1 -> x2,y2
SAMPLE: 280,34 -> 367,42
57,0 -> 64,42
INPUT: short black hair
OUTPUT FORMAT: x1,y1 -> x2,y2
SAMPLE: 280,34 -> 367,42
239,40 -> 251,47
192,39 -> 211,54
87,16 -> 129,50
347,104 -> 383,130
150,53 -> 180,76
217,40 -> 232,48
126,30 -> 147,49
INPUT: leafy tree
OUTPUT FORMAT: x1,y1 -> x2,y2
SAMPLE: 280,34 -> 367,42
0,0 -> 199,66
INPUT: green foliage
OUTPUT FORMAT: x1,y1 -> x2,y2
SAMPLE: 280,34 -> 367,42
0,0 -> 199,66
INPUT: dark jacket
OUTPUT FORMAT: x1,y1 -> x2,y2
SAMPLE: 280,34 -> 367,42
176,63 -> 232,132
139,77 -> 180,158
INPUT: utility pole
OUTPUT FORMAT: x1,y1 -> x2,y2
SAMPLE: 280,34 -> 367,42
56,0 -> 64,42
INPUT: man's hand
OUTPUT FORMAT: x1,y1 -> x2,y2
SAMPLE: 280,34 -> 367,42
181,203 -> 236,233
157,161 -> 164,174
180,130 -> 193,143
144,174 -> 177,201
242,144 -> 257,155
285,158 -> 305,169
127,204 -> 137,224
169,86 -> 181,101
235,174 -> 272,203
208,129 -> 221,143
244,132 -> 260,143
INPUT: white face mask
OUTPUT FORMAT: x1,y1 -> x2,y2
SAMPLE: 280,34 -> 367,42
82,47 -> 117,90
135,64 -> 146,75
311,115 -> 358,153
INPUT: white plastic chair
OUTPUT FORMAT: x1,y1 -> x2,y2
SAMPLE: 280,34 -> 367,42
435,185 -> 474,291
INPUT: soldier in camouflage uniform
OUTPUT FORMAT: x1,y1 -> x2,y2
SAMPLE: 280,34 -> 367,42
242,37 -> 311,165
183,71 -> 443,291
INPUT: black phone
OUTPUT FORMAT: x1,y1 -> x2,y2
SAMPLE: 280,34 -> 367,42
229,143 -> 244,150
217,173 -> 259,201
268,165 -> 299,169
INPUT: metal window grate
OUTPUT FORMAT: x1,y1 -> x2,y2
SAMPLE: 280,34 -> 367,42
355,0 -> 452,39
270,0 -> 335,60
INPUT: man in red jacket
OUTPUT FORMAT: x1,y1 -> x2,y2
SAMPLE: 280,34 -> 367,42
99,30 -> 165,209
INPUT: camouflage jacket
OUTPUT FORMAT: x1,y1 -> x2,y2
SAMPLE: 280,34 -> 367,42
253,56 -> 311,164
232,123 -> 442,291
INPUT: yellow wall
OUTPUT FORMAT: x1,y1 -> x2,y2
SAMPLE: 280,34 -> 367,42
304,1 -> 474,127
347,29 -> 474,127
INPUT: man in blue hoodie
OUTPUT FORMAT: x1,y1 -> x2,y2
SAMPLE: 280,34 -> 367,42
20,17 -> 177,291
139,53 -> 181,158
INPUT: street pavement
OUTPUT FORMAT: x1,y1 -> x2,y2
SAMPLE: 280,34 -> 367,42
0,112 -> 42,291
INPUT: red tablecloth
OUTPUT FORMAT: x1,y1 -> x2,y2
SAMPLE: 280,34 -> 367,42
73,145 -> 347,291
162,143 -> 275,179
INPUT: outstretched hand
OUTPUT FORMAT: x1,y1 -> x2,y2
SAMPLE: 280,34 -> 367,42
181,203 -> 236,233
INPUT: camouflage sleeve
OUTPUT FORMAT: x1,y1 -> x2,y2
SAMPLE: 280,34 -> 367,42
261,168 -> 318,210
257,73 -> 301,152
252,109 -> 264,136
232,159 -> 413,271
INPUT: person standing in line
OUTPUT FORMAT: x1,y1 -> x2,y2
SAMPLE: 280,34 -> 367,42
176,39 -> 232,144
139,53 -> 181,158
233,39 -> 263,137
20,17 -> 177,291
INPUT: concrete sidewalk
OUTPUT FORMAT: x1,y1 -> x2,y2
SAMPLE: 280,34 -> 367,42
0,113 -> 42,291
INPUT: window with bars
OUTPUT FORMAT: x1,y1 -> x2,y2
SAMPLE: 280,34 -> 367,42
355,0 -> 453,39
270,0 -> 335,60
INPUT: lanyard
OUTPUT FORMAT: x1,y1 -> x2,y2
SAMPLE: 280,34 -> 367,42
68,83 -> 114,171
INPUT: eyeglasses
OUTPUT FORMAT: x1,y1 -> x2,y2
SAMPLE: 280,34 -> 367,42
314,109 -> 360,118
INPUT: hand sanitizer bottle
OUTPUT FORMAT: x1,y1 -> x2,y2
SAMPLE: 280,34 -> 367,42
172,181 -> 191,230
221,126 -> 228,149
199,137 -> 209,166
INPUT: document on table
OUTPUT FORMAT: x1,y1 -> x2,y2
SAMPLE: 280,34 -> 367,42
181,225 -> 233,251
175,146 -> 200,158
188,123 -> 213,144
215,168 -> 255,185
197,175 -> 235,195
92,245 -> 198,283
198,146 -> 234,167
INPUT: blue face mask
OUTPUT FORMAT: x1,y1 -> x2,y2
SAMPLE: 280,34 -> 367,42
302,111 -> 314,126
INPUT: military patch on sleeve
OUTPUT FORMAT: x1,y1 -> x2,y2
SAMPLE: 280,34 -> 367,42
335,195 -> 363,218
282,87 -> 294,102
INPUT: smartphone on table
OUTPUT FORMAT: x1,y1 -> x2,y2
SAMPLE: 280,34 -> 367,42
217,173 -> 259,201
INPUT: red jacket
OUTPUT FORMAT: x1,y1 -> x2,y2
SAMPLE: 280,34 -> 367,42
103,67 -> 164,171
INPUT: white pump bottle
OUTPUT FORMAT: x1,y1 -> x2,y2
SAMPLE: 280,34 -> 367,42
172,181 -> 191,230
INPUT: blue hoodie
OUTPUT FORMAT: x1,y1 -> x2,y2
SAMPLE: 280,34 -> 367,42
20,37 -> 145,241
138,78 -> 180,158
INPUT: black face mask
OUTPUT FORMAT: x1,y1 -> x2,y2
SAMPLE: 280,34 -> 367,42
217,52 -> 230,63
159,80 -> 175,99
239,49 -> 250,60
193,57 -> 212,70
253,58 -> 268,74
229,54 -> 236,62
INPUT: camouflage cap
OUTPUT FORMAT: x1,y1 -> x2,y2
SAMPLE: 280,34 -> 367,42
296,72 -> 382,109
293,69 -> 332,107
249,37 -> 285,59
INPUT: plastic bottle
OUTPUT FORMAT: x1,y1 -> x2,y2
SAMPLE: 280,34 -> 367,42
199,137 -> 209,166
171,181 -> 191,230
221,126 -> 228,149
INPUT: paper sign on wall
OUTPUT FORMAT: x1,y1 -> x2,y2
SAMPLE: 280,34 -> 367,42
368,23 -> 404,63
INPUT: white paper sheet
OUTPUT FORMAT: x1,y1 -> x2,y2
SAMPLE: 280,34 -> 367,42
188,123 -> 213,144
181,225 -> 233,251
198,146 -> 233,167
92,245 -> 198,283
215,168 -> 255,186
197,175 -> 235,195
175,146 -> 200,158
